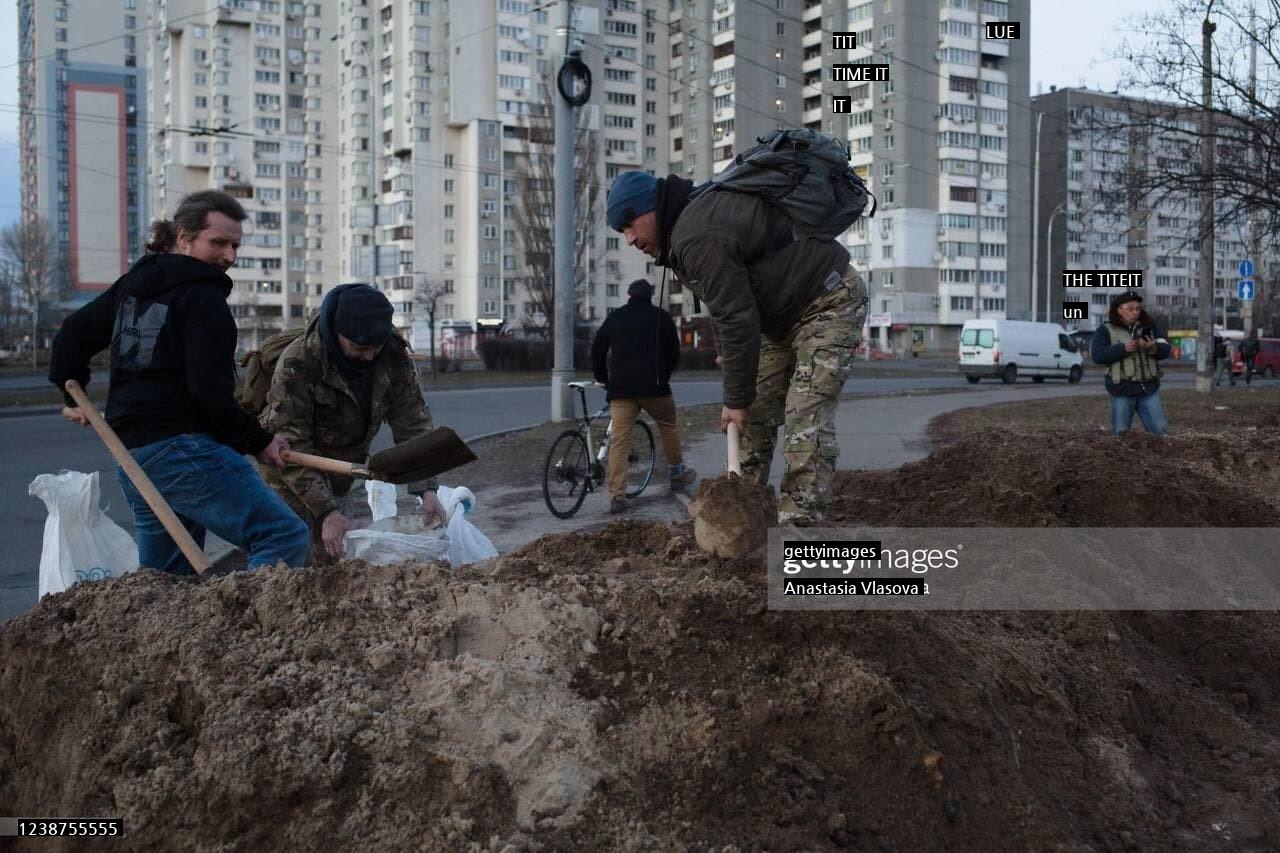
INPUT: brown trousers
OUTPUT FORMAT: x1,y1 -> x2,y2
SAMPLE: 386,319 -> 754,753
607,396 -> 684,500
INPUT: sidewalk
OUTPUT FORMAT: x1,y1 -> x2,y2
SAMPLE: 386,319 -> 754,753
470,382 -> 1104,553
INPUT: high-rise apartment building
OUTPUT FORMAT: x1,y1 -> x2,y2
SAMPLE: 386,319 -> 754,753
665,0 -> 1030,353
143,0 -> 663,355
148,0 -> 341,351
19,0 -> 149,308
1033,87 -> 1270,331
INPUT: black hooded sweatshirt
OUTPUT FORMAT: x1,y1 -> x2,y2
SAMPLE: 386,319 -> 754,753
49,252 -> 273,454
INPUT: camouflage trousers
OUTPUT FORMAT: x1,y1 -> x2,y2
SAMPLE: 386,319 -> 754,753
739,266 -> 869,525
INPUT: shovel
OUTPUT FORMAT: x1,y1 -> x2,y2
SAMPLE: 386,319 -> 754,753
281,426 -> 478,485
64,380 -> 212,575
687,423 -> 776,558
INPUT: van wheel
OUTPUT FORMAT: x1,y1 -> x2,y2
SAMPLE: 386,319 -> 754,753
1001,364 -> 1017,384
1032,375 -> 1045,383
966,375 -> 981,385
1265,366 -> 1275,379
1068,365 -> 1083,384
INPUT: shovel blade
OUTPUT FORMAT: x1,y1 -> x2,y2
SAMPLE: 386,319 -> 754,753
367,427 -> 478,485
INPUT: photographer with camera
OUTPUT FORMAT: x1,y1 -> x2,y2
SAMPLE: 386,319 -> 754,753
1091,290 -> 1171,436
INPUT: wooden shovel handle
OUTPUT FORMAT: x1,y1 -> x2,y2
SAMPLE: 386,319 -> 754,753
64,381 -> 212,575
727,422 -> 742,476
280,449 -> 365,478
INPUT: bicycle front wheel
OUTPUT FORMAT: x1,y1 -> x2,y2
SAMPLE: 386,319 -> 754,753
543,429 -> 592,519
625,419 -> 656,498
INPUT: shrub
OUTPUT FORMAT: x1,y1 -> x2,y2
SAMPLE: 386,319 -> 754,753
477,337 -> 592,371
679,347 -> 719,371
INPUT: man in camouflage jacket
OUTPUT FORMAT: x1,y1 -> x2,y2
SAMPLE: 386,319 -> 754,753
261,283 -> 445,563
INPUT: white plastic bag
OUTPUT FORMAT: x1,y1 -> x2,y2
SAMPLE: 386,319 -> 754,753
28,471 -> 139,599
365,479 -> 398,523
344,482 -> 498,567
437,485 -> 498,567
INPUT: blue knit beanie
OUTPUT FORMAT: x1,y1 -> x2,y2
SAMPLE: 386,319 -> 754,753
607,171 -> 659,232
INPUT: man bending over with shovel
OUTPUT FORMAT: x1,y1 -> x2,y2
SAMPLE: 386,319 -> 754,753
260,284 -> 447,564
49,190 -> 311,574
608,166 -> 869,527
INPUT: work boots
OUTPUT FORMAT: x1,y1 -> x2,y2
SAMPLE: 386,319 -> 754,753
670,466 -> 697,492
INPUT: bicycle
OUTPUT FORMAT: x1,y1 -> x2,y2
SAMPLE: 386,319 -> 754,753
542,381 -> 656,519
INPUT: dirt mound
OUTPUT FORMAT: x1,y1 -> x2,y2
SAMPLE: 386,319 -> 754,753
689,474 -> 776,557
830,429 -> 1280,527
5,428 -> 1280,849
4,537 -> 1280,850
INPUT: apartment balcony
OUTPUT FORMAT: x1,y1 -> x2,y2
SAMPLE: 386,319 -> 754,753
803,53 -> 823,74
216,0 -> 257,24
803,1 -> 822,22
802,28 -> 823,49
803,106 -> 822,125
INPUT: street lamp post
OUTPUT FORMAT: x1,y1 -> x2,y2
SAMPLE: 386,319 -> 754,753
1032,110 -> 1044,322
1044,204 -> 1065,325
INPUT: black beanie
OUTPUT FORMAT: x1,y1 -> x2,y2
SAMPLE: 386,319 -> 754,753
627,278 -> 654,300
333,284 -> 394,346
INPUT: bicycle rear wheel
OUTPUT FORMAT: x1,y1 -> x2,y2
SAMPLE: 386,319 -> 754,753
543,429 -> 592,519
625,419 -> 656,498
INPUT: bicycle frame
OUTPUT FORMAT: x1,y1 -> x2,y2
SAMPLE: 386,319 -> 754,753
571,383 -> 611,480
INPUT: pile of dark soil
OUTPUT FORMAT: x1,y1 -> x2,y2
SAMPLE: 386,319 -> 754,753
4,520 -> 1279,849
931,387 -> 1280,443
5,396 -> 1280,849
830,429 -> 1280,528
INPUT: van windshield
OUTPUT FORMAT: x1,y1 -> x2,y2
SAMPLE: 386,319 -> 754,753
962,329 -> 994,348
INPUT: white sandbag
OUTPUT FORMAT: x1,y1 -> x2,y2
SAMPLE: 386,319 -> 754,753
365,478 -> 399,522
344,483 -> 498,567
28,470 -> 139,599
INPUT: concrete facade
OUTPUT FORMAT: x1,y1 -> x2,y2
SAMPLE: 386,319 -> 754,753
1032,87 -> 1272,333
19,0 -> 149,308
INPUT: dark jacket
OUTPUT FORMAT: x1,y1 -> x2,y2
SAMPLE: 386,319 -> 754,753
1091,315 -> 1171,396
658,175 -> 851,409
591,295 -> 680,402
1242,336 -> 1260,358
49,253 -> 272,454
1213,336 -> 1229,364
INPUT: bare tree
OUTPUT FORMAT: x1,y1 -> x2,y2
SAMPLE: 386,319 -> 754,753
413,274 -> 448,377
0,259 -> 16,351
1105,1 -> 1280,258
0,217 -> 66,370
508,80 -> 602,339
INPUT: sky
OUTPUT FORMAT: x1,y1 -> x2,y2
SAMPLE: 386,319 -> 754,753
0,0 -> 1157,232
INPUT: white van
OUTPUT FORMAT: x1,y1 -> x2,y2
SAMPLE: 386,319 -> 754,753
959,319 -> 1084,384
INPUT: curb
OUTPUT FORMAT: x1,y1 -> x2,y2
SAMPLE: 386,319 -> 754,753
0,406 -> 60,419
464,422 -> 546,444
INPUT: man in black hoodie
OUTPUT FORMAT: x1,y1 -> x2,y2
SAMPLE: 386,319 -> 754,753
50,190 -> 311,574
591,278 -> 696,514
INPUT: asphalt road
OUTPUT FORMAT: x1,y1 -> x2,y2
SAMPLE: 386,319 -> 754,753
0,368 -> 1153,623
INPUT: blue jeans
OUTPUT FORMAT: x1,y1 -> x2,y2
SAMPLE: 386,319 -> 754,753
116,433 -> 311,575
1109,391 -> 1168,436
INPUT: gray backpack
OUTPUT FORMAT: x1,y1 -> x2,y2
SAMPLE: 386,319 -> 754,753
702,128 -> 875,241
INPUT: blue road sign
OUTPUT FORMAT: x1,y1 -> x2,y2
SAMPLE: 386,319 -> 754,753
1239,259 -> 1254,278
1238,280 -> 1255,300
